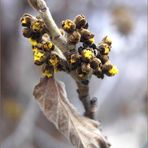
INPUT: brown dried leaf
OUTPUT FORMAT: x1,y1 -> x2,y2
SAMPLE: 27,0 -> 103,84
33,77 -> 110,148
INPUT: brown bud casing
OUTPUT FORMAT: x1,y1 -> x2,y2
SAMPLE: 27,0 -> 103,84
74,15 -> 87,29
22,28 -> 32,38
68,31 -> 81,44
81,63 -> 91,73
90,58 -> 101,69
61,19 -> 76,33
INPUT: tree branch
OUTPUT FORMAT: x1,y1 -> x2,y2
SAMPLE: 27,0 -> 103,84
76,81 -> 97,119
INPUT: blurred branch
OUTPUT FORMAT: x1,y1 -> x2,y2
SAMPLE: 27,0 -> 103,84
1,99 -> 40,148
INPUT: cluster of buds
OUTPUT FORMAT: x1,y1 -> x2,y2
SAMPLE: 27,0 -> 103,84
61,15 -> 118,81
21,14 -> 118,81
21,14 -> 64,78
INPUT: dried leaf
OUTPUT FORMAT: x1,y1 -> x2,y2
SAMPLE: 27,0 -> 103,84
33,77 -> 110,148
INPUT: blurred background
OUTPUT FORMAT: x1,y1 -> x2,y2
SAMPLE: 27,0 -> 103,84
1,0 -> 147,148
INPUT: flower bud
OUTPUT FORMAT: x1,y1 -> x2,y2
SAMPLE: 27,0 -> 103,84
61,19 -> 76,33
74,15 -> 87,29
31,20 -> 45,33
81,48 -> 94,61
21,15 -> 32,27
98,43 -> 110,55
33,49 -> 46,65
93,68 -> 104,79
48,54 -> 60,66
22,28 -> 32,38
102,63 -> 118,76
42,41 -> 54,51
81,63 -> 91,73
90,58 -> 101,69
42,65 -> 54,78
69,54 -> 80,64
102,36 -> 112,46
97,54 -> 109,64
80,29 -> 94,45
68,31 -> 81,44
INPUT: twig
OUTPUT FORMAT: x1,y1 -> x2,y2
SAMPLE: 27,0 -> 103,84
76,81 -> 97,119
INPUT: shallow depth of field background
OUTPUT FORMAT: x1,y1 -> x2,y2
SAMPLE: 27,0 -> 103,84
1,0 -> 147,148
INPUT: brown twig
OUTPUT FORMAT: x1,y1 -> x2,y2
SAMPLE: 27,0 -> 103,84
76,81 -> 97,119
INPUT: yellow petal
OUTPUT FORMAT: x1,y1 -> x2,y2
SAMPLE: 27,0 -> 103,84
42,70 -> 52,78
109,66 -> 119,76
28,38 -> 38,46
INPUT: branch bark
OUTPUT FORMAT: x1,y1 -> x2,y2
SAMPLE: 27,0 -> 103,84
77,81 -> 97,119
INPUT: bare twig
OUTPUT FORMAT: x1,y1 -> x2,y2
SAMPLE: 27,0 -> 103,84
76,81 -> 97,119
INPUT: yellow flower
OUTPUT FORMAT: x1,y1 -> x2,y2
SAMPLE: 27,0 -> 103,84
99,43 -> 110,55
64,20 -> 72,29
42,70 -> 53,78
104,45 -> 110,54
88,37 -> 95,44
62,19 -> 75,33
43,41 -> 54,50
28,38 -> 38,46
82,49 -> 94,60
32,20 -> 44,32
108,65 -> 119,76
34,50 -> 44,62
49,55 -> 59,66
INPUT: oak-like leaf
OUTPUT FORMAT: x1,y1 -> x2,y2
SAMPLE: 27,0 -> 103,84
33,77 -> 110,148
